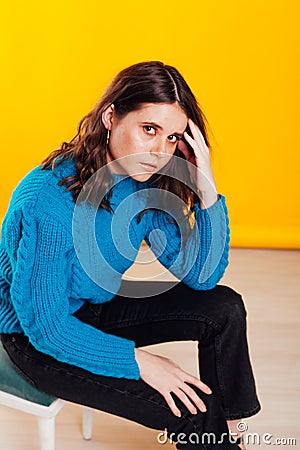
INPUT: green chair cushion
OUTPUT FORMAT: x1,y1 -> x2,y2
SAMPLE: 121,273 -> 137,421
0,341 -> 57,407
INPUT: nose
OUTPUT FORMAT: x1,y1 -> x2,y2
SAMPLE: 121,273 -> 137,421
151,138 -> 168,157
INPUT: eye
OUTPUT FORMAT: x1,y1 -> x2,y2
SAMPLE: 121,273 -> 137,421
143,125 -> 156,135
168,135 -> 180,143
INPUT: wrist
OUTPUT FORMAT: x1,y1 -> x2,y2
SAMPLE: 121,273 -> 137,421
196,189 -> 219,209
134,347 -> 146,360
199,195 -> 219,209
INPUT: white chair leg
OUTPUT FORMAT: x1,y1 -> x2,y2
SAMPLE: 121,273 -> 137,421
38,416 -> 55,450
82,406 -> 94,440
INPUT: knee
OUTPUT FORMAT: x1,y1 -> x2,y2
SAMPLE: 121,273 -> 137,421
216,285 -> 247,325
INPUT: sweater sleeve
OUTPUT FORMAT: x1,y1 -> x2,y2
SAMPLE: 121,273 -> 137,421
144,194 -> 230,290
10,209 -> 140,380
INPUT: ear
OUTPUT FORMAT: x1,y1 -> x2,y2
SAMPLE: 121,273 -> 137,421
101,104 -> 115,131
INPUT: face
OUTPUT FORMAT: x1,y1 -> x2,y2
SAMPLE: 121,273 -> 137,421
102,102 -> 188,182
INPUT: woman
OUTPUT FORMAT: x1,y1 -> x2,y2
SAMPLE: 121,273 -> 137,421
0,61 -> 261,449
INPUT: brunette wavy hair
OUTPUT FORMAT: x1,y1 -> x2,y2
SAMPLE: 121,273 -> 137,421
41,61 -> 213,236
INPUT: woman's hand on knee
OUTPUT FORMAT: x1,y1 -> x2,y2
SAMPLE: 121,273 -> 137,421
134,348 -> 212,418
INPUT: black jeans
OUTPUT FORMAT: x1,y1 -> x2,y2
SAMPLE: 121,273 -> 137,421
1,281 -> 261,449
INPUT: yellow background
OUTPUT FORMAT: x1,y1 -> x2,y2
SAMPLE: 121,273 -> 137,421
1,0 -> 299,248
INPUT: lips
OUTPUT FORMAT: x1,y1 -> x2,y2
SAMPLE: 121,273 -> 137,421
139,162 -> 157,172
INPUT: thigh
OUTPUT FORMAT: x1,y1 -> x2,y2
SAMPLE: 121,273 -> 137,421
0,332 -> 210,433
74,280 -> 245,347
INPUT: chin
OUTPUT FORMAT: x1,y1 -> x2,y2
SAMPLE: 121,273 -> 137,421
130,172 -> 154,182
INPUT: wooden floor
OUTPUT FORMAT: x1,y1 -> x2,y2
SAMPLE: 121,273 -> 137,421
0,248 -> 299,449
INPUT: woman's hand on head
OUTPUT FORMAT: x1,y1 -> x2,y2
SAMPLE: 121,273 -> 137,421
134,348 -> 212,418
177,118 -> 218,208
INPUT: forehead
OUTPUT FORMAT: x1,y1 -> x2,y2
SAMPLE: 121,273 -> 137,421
129,103 -> 188,129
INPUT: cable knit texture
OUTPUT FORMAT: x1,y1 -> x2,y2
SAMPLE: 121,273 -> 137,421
0,157 -> 230,380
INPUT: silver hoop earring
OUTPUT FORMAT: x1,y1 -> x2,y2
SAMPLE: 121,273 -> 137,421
106,130 -> 110,145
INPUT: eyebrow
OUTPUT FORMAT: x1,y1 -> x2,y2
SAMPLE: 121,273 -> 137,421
140,121 -> 184,138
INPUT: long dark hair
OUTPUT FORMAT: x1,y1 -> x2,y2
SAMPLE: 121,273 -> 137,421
41,61 -> 213,236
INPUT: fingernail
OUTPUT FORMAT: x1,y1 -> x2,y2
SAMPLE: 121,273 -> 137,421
176,412 -> 181,417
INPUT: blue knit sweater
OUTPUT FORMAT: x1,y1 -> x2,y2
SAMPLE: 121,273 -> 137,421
0,157 -> 230,380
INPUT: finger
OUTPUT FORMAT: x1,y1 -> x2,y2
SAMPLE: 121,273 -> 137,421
183,130 -> 208,165
174,388 -> 201,415
173,388 -> 198,414
180,383 -> 207,413
188,119 -> 207,146
183,131 -> 196,148
164,392 -> 182,418
188,120 -> 210,156
184,373 -> 212,395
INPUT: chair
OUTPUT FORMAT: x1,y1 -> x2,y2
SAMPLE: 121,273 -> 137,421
0,340 -> 94,450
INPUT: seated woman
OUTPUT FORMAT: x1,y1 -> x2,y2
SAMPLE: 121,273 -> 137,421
0,60 -> 260,449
